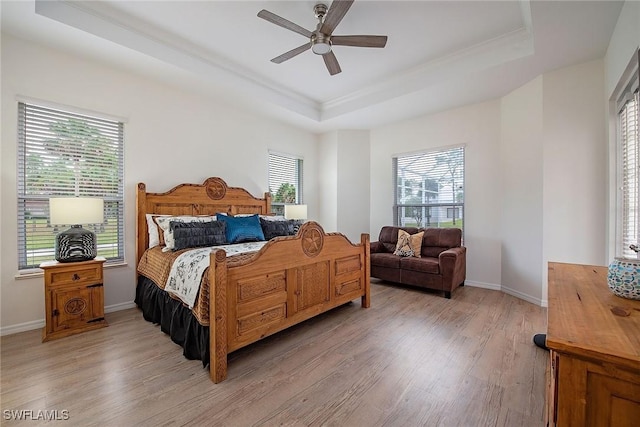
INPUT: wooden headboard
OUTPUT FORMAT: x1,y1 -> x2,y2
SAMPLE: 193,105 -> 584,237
136,177 -> 271,266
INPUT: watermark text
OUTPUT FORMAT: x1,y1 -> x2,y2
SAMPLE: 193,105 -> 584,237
3,409 -> 70,421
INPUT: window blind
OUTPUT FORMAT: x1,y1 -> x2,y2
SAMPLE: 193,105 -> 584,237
268,151 -> 303,215
393,146 -> 465,231
620,87 -> 640,259
17,102 -> 125,270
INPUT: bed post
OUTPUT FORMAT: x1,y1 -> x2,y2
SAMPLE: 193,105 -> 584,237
210,249 -> 228,383
136,183 -> 148,272
263,192 -> 272,214
361,233 -> 371,308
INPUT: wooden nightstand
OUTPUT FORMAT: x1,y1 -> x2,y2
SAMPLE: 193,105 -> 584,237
40,257 -> 108,342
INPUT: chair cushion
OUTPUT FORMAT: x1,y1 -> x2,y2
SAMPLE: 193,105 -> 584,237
400,256 -> 440,274
370,253 -> 401,269
421,228 -> 462,257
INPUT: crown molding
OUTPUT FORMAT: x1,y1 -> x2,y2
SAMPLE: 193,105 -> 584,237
35,0 -> 321,121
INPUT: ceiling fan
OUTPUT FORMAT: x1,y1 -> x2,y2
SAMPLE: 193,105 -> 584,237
257,0 -> 387,76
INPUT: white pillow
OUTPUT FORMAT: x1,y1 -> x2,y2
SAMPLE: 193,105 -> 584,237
155,216 -> 216,252
146,214 -> 170,248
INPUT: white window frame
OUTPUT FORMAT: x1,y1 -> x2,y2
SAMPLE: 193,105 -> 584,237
393,145 -> 465,232
268,150 -> 303,216
16,100 -> 125,272
614,49 -> 640,259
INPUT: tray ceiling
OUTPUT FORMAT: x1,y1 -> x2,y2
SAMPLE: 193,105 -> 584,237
1,1 -> 624,132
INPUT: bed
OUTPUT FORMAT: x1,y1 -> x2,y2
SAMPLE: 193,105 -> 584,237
135,177 -> 371,383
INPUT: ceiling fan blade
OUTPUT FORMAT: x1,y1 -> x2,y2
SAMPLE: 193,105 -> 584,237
320,0 -> 354,36
323,51 -> 342,75
271,43 -> 311,64
257,9 -> 313,38
331,35 -> 387,48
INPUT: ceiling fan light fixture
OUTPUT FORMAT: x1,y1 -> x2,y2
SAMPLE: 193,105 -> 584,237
312,40 -> 331,55
258,0 -> 387,75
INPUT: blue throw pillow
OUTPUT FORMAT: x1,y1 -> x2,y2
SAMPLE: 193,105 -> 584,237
216,214 -> 265,244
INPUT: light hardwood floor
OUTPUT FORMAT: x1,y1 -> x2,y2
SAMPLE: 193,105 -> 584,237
1,281 -> 547,427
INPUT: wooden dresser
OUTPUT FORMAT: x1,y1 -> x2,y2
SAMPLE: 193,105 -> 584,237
546,262 -> 640,426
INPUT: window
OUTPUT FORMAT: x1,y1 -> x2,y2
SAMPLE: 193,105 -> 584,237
268,151 -> 303,216
17,102 -> 125,271
617,54 -> 640,259
393,146 -> 464,231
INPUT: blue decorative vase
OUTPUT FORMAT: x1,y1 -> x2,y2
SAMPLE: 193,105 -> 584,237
607,258 -> 640,300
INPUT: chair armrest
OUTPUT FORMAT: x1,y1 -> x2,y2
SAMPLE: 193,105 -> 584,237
439,247 -> 465,260
370,241 -> 385,253
439,247 -> 467,290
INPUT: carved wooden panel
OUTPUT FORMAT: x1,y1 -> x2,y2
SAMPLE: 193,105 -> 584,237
233,205 -> 266,215
205,177 -> 227,200
194,205 -> 232,216
335,255 -> 361,275
295,262 -> 330,310
335,278 -> 362,296
301,224 -> 324,257
236,304 -> 286,336
237,272 -> 286,303
53,286 -> 98,332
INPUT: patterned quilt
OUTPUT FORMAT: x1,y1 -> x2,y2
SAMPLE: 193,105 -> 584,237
165,242 -> 267,308
137,242 -> 267,325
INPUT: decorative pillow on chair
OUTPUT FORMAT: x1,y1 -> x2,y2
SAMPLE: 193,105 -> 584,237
171,221 -> 227,250
216,213 -> 265,243
393,229 -> 424,258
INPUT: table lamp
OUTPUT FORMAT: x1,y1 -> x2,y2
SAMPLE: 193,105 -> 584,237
284,204 -> 307,221
50,197 -> 104,263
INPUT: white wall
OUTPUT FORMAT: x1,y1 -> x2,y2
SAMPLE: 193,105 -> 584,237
317,130 -> 371,243
336,130 -> 370,243
542,60 -> 607,301
500,76 -> 544,303
317,132 -> 338,232
0,35 -> 318,334
604,0 -> 640,100
370,100 -> 504,290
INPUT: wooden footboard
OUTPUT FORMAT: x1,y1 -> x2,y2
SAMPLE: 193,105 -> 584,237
209,221 -> 370,383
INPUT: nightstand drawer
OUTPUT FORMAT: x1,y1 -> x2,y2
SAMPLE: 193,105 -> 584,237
46,264 -> 103,287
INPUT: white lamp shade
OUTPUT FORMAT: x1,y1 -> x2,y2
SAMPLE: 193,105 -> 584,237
284,204 -> 307,220
50,197 -> 104,225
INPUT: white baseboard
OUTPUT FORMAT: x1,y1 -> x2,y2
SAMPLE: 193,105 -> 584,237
500,285 -> 544,307
104,301 -> 137,313
464,280 -> 501,291
0,301 -> 136,337
0,319 -> 45,337
465,281 -> 545,307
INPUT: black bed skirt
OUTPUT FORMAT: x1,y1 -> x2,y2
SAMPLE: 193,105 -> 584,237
135,275 -> 210,367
